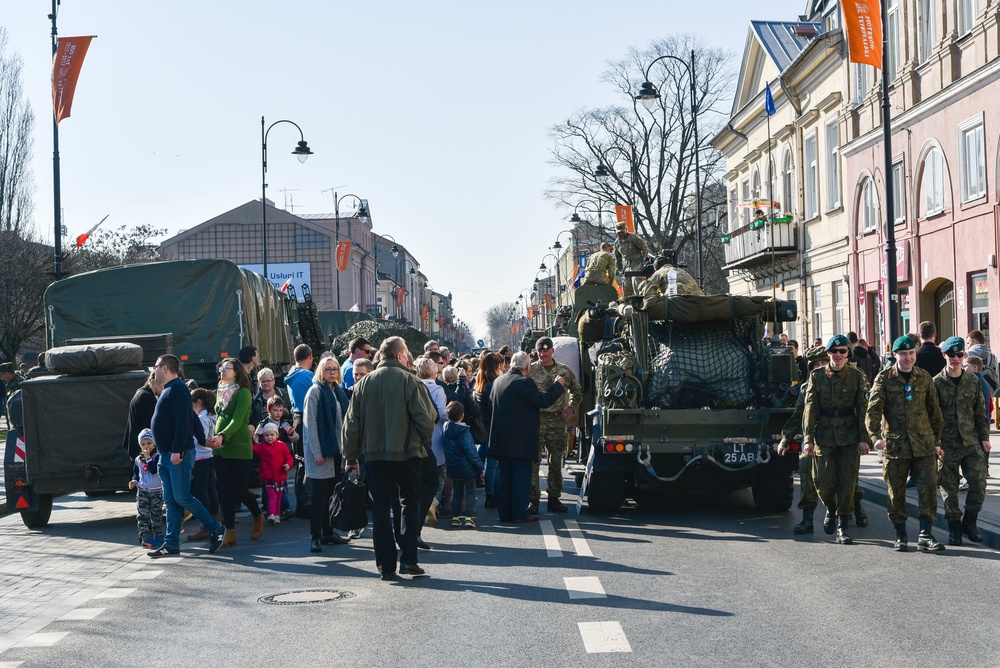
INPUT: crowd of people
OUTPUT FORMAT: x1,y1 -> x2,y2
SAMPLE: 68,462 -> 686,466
122,334 -> 583,581
778,320 -> 995,551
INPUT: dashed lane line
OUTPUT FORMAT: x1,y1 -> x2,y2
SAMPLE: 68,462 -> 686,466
539,520 -> 563,557
58,608 -> 105,622
577,621 -> 632,653
563,519 -> 593,557
563,576 -> 607,599
15,632 -> 69,649
0,661 -> 24,667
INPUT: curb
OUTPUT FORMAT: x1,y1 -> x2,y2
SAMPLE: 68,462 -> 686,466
857,477 -> 1000,551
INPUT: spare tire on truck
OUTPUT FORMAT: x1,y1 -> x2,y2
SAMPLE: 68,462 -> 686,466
45,343 -> 144,375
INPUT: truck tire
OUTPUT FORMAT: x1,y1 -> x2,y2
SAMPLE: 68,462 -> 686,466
586,471 -> 626,512
20,494 -> 53,529
751,466 -> 794,512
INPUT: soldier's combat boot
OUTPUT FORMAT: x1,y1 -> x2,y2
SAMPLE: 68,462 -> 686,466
835,516 -> 852,545
547,495 -> 568,513
893,523 -> 908,551
947,520 -> 963,546
792,508 -> 814,534
822,509 -> 836,535
917,517 -> 945,552
962,511 -> 984,543
854,506 -> 868,528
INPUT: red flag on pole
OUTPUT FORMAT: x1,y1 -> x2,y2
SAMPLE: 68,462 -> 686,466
280,276 -> 293,293
842,0 -> 883,68
52,36 -> 95,124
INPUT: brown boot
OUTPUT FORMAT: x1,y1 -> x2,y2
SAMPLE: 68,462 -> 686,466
425,498 -> 439,526
220,528 -> 237,548
186,526 -> 210,542
251,514 -> 265,540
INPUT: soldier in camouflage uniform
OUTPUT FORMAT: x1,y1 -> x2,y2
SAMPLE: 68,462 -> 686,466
528,337 -> 582,513
933,336 -> 991,545
866,335 -> 945,552
637,257 -> 704,298
612,221 -> 649,297
802,335 -> 870,545
583,242 -> 616,286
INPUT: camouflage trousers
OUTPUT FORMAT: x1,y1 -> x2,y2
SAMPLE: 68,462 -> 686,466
530,415 -> 569,502
939,447 -> 986,521
136,489 -> 164,541
813,445 -> 861,516
798,455 -> 864,512
883,456 -> 937,524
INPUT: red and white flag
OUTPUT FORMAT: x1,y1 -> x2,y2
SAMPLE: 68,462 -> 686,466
348,303 -> 360,312
279,276 -> 292,293
76,214 -> 109,248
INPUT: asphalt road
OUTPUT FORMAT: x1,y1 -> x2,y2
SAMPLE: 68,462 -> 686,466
1,478 -> 999,668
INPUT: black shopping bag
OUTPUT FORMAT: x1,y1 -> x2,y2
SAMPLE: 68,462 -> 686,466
328,472 -> 369,532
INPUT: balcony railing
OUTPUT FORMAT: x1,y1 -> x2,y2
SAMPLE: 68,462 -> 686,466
722,218 -> 798,272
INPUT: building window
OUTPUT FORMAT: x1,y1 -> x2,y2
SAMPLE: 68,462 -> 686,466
887,0 -> 900,80
751,168 -> 761,200
781,149 -> 795,215
812,286 -> 823,341
852,64 -> 871,106
786,289 -> 797,340
860,176 -> 878,233
804,134 -> 819,219
918,0 -> 936,65
834,282 -> 846,335
959,0 -> 979,36
959,117 -> 985,202
741,178 -> 751,225
825,119 -> 840,210
891,161 -> 905,225
922,148 -> 945,215
729,189 -> 738,232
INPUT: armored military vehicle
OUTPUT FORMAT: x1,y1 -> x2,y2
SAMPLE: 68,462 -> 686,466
565,286 -> 800,512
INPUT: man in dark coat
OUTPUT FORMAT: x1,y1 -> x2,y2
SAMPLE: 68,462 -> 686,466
122,372 -> 162,459
489,351 -> 565,523
915,320 -> 946,377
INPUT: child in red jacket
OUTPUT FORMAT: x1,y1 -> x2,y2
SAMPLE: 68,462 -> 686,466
253,423 -> 294,523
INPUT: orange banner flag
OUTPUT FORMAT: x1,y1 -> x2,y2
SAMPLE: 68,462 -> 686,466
395,286 -> 405,307
544,293 -> 553,310
336,241 -> 352,270
842,0 -> 883,68
615,205 -> 635,233
52,36 -> 94,124
526,306 -> 534,320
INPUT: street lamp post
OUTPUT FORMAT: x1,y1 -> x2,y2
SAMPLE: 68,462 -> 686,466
261,116 -> 313,283
329,193 -> 369,310
635,50 -> 704,288
377,233 -> 405,321
540,252 -> 561,314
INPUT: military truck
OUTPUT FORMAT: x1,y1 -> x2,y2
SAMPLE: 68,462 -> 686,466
564,285 -> 800,512
44,259 -> 302,387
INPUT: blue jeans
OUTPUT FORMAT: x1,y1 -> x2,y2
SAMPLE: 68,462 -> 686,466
479,444 -> 498,496
451,477 -> 477,517
160,449 -> 223,550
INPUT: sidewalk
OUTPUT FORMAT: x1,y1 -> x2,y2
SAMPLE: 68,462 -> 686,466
856,429 -> 1000,550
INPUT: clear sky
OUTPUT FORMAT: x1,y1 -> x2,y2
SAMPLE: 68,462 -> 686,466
4,0 -> 810,340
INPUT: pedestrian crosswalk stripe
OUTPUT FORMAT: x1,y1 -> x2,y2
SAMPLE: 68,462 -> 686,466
124,570 -> 163,580
0,661 -> 25,667
564,576 -> 606,599
16,632 -> 69,648
539,520 -> 562,557
577,621 -> 631,653
93,588 -> 136,599
563,519 -> 593,557
59,608 -> 105,621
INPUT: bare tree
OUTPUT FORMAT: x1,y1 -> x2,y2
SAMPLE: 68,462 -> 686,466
68,224 -> 167,274
0,28 -> 35,235
483,301 -> 516,349
0,231 -> 50,362
547,35 -> 733,290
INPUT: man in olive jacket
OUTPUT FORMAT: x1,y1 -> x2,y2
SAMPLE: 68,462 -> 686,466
489,351 -> 565,523
933,336 -> 991,545
343,336 -> 437,580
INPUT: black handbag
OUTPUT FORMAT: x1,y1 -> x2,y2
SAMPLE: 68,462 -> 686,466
467,416 -> 489,444
328,472 -> 369,532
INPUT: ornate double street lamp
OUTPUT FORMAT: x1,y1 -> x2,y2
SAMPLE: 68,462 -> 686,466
261,116 -> 313,282
634,51 -> 705,287
332,193 -> 369,310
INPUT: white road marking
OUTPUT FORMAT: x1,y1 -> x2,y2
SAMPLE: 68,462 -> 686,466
577,621 -> 632,653
539,520 -> 563,557
16,632 -> 69,648
564,576 -> 607,599
93,587 -> 136,599
563,519 -> 594,557
124,570 -> 163,580
0,662 -> 25,667
58,608 -> 105,621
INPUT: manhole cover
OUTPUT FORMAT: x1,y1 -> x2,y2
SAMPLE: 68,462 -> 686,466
258,590 -> 356,606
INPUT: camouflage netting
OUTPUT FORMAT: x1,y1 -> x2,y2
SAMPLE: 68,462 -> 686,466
331,321 -> 429,360
645,318 -> 760,409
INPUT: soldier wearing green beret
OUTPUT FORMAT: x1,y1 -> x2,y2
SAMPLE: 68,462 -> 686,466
866,335 -> 945,551
933,336 -> 991,545
802,335 -> 870,545
777,345 -> 826,533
